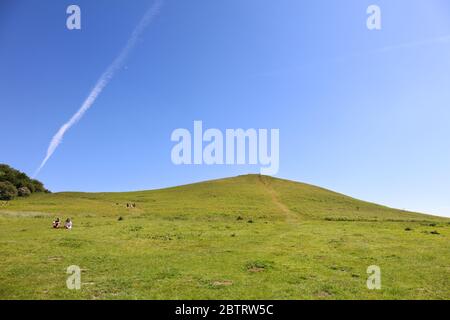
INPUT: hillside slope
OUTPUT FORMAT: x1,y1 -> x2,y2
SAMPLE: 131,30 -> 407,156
0,174 -> 443,222
0,175 -> 449,299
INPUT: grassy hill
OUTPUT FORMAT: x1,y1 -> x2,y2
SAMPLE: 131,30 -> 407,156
0,174 -> 449,299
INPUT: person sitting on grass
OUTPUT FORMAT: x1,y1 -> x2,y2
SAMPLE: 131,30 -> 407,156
64,218 -> 73,230
52,218 -> 61,229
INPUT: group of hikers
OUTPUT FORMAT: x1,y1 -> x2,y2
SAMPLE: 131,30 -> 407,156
51,202 -> 135,229
52,217 -> 72,230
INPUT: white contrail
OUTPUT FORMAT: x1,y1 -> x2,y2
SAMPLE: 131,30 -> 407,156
254,34 -> 450,78
375,34 -> 450,53
339,34 -> 450,61
34,0 -> 163,177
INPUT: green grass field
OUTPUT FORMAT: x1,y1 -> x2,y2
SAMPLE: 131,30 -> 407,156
0,174 -> 449,299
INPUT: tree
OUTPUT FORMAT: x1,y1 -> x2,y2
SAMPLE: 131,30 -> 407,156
18,186 -> 31,197
0,181 -> 18,200
0,164 -> 49,195
31,179 -> 46,193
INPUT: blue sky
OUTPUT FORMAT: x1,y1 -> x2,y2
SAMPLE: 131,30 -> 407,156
1,0 -> 450,217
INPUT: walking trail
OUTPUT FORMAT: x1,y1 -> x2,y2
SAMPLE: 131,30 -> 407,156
258,175 -> 298,223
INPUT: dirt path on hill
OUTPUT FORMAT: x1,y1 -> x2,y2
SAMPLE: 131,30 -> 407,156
258,176 -> 298,223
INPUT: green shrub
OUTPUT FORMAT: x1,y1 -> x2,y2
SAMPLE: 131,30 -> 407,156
31,179 -> 46,193
0,164 -> 49,194
18,187 -> 31,197
0,181 -> 18,200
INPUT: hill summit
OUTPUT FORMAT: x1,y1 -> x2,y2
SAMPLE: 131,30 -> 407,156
2,173 -> 443,222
